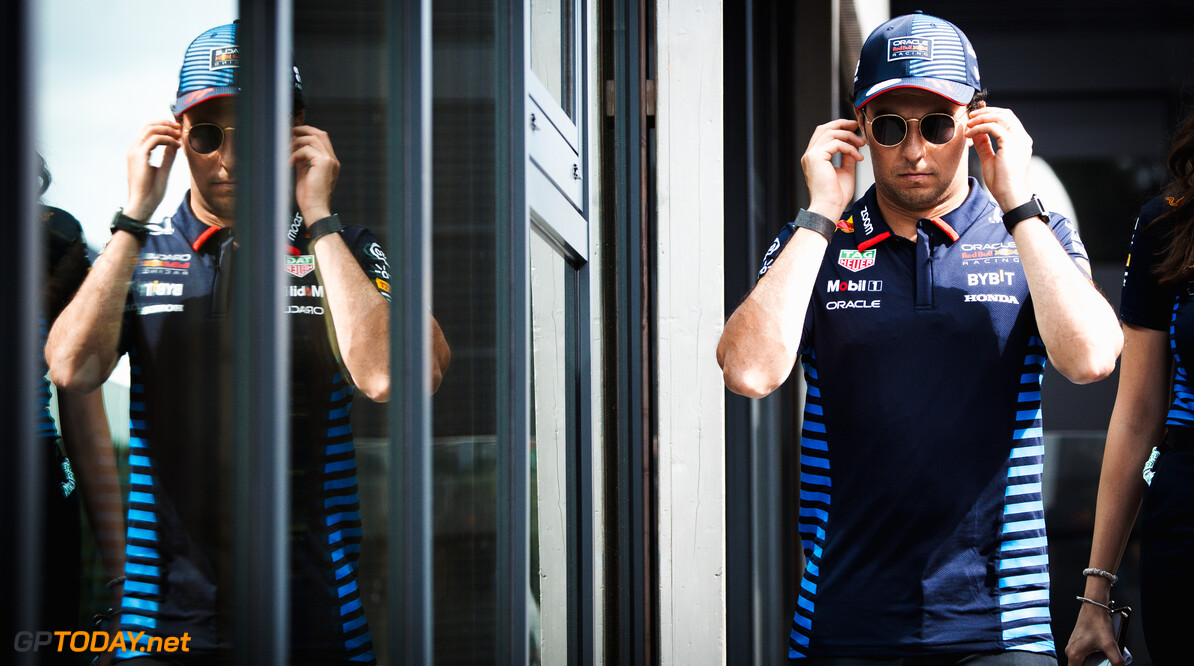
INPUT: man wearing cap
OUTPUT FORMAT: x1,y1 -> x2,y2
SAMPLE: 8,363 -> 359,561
47,22 -> 447,664
718,11 -> 1122,663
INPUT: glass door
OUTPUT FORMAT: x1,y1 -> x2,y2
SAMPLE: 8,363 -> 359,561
525,0 -> 592,662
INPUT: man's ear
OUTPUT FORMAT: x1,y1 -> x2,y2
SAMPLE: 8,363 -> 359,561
854,107 -> 867,142
965,100 -> 985,148
293,110 -> 306,126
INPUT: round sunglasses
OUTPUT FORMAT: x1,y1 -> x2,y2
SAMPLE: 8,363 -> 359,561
185,123 -> 237,154
865,112 -> 961,147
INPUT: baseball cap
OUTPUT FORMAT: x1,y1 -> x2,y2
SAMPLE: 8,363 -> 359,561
171,21 -> 304,116
852,11 -> 981,109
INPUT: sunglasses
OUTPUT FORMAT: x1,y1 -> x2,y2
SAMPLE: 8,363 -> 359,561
185,123 -> 237,154
865,112 -> 960,147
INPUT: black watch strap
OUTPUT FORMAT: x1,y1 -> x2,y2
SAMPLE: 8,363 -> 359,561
793,209 -> 837,242
1003,196 -> 1050,234
307,214 -> 344,244
110,210 -> 151,241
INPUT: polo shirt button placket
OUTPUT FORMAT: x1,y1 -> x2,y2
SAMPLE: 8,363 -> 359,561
915,219 -> 935,311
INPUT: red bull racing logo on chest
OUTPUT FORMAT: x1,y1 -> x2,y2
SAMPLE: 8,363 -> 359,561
838,249 -> 877,272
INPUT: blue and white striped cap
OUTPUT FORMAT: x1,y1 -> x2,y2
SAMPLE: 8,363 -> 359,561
172,21 -> 304,116
172,23 -> 241,116
853,11 -> 981,109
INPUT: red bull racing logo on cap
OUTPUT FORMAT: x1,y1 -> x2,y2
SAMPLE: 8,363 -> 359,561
210,46 -> 239,70
888,37 -> 932,61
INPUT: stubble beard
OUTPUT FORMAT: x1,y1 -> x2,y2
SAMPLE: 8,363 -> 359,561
211,195 -> 236,221
876,169 -> 951,213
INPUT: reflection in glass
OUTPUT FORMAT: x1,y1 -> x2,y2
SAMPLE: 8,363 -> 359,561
432,0 -> 500,660
530,0 -> 575,119
529,230 -> 570,663
33,0 -> 237,653
294,3 -> 394,661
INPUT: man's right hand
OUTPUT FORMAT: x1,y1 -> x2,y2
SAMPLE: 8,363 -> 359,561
800,118 -> 865,222
124,120 -> 182,222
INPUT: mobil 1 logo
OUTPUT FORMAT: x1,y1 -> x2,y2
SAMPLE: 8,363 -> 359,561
827,279 -> 882,293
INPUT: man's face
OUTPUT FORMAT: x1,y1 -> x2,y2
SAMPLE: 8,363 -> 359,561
854,88 -> 970,213
181,96 -> 237,223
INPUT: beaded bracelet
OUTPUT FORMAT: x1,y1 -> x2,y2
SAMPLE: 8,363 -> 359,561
1083,567 -> 1119,585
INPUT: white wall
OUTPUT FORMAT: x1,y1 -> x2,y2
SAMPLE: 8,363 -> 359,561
655,0 -> 726,663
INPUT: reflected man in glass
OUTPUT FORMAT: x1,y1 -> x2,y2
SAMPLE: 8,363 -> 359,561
46,22 -> 448,665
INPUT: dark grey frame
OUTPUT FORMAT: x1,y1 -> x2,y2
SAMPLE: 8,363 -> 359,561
386,0 -> 434,663
600,0 -> 655,661
496,0 -> 531,660
5,1 -> 43,661
233,2 -> 295,664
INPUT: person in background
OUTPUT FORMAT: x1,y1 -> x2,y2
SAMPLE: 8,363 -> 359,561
1065,110 -> 1194,666
37,153 -> 125,660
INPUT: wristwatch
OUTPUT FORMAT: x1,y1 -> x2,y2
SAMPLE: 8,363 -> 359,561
110,209 -> 152,241
793,209 -> 837,242
1002,195 -> 1050,234
307,214 -> 344,244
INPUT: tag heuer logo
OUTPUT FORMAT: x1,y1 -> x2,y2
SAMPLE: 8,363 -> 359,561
286,255 -> 316,278
838,249 -> 876,272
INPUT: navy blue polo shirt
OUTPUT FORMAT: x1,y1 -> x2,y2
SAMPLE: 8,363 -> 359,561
114,195 -> 390,664
1120,195 -> 1194,426
759,180 -> 1089,659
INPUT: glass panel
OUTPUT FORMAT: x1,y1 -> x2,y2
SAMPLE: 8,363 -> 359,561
33,0 -> 240,658
294,3 -> 397,663
529,230 -> 570,662
530,0 -> 575,119
432,0 -> 500,661
33,3 -> 413,662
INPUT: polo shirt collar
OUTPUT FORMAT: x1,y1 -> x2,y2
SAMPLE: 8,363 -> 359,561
169,192 -> 233,253
849,178 -> 1000,249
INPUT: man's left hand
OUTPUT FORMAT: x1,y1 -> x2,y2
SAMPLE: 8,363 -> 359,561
965,105 -> 1033,213
291,125 -> 340,223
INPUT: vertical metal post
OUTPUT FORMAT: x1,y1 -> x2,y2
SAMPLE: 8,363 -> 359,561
3,1 -> 42,661
723,0 -> 754,660
234,2 -> 293,664
386,0 -> 433,662
605,0 -> 650,661
496,0 -> 530,661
